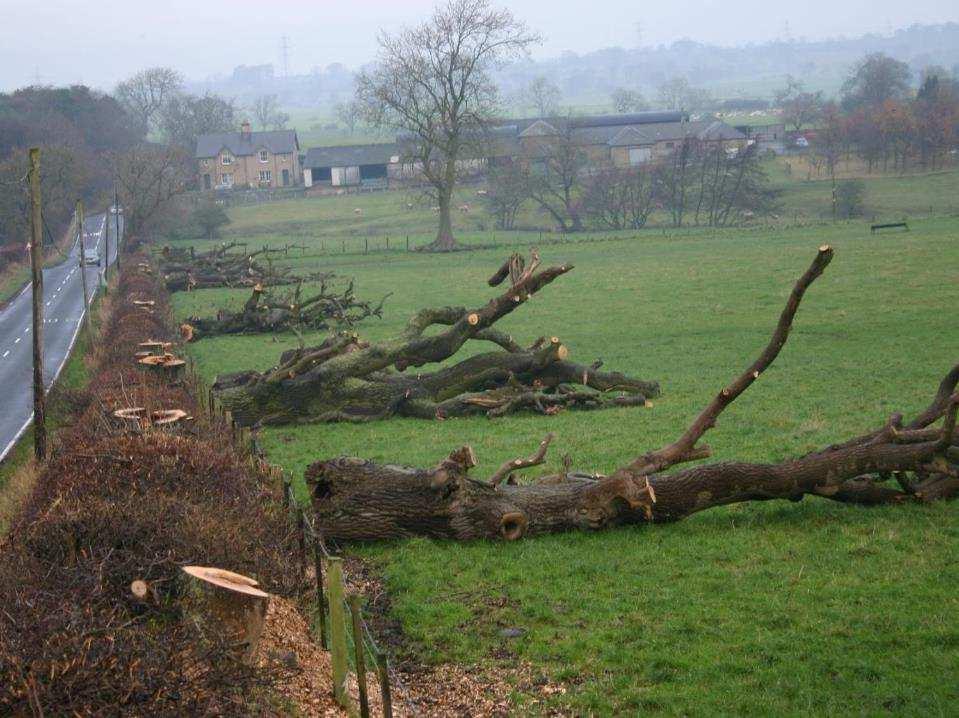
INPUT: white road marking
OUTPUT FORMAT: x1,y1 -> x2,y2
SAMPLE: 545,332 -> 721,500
2,351 -> 9,358
14,337 -> 20,344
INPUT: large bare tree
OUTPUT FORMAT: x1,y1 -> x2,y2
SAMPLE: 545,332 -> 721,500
355,0 -> 539,251
114,67 -> 184,134
114,143 -> 191,237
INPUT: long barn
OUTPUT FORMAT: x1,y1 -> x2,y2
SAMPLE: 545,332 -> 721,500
302,143 -> 399,190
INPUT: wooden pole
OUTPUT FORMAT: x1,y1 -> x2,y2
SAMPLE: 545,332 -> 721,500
349,595 -> 371,718
327,558 -> 349,706
313,535 -> 328,649
76,201 -> 93,345
375,649 -> 394,718
114,180 -> 121,271
28,148 -> 46,461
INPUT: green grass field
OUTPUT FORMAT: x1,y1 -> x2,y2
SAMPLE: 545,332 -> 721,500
196,162 -> 959,262
172,189 -> 959,714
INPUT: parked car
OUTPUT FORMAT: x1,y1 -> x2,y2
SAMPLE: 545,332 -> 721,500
110,205 -> 123,215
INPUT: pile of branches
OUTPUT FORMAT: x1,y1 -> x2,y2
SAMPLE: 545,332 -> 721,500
159,242 -> 325,292
180,279 -> 390,342
303,246 -> 959,542
213,251 -> 660,426
0,257 -> 300,715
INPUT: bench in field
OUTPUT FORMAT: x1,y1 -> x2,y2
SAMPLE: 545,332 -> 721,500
871,222 -> 909,233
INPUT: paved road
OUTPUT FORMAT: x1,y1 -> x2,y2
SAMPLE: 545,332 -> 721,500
0,212 -> 122,462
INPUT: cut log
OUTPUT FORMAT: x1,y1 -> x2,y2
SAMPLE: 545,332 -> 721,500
303,247 -> 959,541
181,566 -> 270,664
214,252 -> 659,426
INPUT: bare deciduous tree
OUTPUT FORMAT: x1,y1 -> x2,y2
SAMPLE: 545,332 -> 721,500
610,88 -> 648,114
484,162 -> 529,229
114,143 -> 191,236
114,67 -> 184,134
525,123 -> 588,232
582,164 -> 655,230
250,95 -> 287,130
160,93 -> 236,150
355,0 -> 539,251
527,76 -> 562,117
333,100 -> 361,135
657,76 -> 711,111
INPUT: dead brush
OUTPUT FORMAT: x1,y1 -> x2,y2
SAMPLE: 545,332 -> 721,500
0,252 -> 302,716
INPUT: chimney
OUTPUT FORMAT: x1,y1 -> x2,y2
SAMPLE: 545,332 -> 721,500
240,120 -> 252,139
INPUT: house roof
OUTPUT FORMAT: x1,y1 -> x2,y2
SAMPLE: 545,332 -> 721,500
195,129 -> 299,159
570,119 -> 745,146
304,143 -> 399,168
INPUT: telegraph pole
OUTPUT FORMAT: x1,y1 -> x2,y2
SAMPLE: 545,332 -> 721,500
114,180 -> 121,271
28,148 -> 46,460
76,200 -> 93,345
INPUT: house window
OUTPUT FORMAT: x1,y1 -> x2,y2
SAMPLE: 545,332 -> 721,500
220,173 -> 233,187
259,170 -> 272,183
259,150 -> 269,163
221,154 -> 233,166
628,147 -> 652,165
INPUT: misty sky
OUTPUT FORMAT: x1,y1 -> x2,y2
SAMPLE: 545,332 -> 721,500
1,0 -> 956,91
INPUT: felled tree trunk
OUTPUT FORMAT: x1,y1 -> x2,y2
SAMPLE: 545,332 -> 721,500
159,243 -> 321,293
180,281 -> 389,342
304,247 -> 959,541
213,252 -> 659,426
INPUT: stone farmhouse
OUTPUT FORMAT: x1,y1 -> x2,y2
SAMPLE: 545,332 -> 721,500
195,121 -> 301,190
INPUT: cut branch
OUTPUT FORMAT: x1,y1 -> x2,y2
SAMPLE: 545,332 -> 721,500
214,252 -> 659,426
303,248 -> 959,542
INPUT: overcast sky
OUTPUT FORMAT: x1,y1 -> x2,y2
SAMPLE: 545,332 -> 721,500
1,0 -> 956,91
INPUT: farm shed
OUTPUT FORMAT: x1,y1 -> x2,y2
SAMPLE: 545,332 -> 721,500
302,143 -> 399,189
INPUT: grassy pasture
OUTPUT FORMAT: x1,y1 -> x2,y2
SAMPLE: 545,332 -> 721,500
197,162 -> 959,262
173,203 -> 959,715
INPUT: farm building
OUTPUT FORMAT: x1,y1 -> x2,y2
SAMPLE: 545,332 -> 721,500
734,123 -> 787,154
298,111 -> 747,192
195,121 -> 300,190
302,143 -> 399,190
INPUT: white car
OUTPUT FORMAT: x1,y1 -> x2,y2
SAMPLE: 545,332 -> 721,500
83,251 -> 100,266
110,205 -> 123,215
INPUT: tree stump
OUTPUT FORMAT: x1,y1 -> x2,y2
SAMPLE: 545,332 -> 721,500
137,353 -> 186,379
181,566 -> 270,664
137,340 -> 172,356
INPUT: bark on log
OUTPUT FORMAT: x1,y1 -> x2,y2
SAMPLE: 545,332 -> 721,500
213,252 -> 659,426
303,247 -> 959,541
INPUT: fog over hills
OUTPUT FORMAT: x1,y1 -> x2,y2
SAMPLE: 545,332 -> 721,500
183,22 -> 959,112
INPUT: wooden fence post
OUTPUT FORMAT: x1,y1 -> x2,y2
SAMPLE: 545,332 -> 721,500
375,648 -> 393,717
327,558 -> 350,707
313,535 -> 328,649
296,505 -> 307,583
349,595 -> 371,718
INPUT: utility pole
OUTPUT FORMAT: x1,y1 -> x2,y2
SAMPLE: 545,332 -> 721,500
76,200 -> 93,344
28,148 -> 46,461
114,180 -> 121,272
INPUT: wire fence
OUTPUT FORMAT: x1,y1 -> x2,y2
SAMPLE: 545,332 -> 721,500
196,371 -> 395,717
